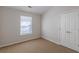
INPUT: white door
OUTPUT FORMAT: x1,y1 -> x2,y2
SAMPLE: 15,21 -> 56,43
60,12 -> 79,51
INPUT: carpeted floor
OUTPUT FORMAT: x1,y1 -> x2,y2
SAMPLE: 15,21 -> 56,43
0,38 -> 77,53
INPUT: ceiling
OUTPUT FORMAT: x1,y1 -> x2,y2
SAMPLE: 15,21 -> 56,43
7,6 -> 52,15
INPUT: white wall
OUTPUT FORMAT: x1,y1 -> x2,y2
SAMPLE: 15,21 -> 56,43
41,6 -> 79,45
0,7 -> 41,47
0,7 -> 3,43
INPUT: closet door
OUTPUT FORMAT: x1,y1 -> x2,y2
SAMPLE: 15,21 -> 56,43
60,14 -> 67,46
75,13 -> 79,51
66,12 -> 77,49
60,12 -> 79,50
61,13 -> 72,48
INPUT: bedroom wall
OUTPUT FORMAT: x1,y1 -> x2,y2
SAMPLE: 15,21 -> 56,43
0,7 -> 41,47
0,7 -> 3,43
41,6 -> 79,45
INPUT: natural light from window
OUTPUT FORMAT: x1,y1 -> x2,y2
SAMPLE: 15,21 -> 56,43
20,16 -> 32,35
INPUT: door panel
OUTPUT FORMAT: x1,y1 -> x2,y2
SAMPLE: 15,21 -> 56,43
60,12 -> 79,51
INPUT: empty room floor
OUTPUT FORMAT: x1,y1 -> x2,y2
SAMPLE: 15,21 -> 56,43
0,38 -> 77,53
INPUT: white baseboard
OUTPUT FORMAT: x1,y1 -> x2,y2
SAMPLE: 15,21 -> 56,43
0,36 -> 40,48
41,35 -> 78,52
41,35 -> 61,45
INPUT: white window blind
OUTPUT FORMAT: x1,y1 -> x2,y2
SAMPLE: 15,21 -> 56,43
20,16 -> 32,35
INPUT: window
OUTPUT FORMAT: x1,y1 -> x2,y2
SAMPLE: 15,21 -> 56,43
20,16 -> 32,35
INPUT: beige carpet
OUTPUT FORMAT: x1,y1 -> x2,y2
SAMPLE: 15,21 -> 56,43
0,38 -> 77,53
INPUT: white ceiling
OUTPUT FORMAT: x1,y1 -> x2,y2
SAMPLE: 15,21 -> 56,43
7,6 -> 52,15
